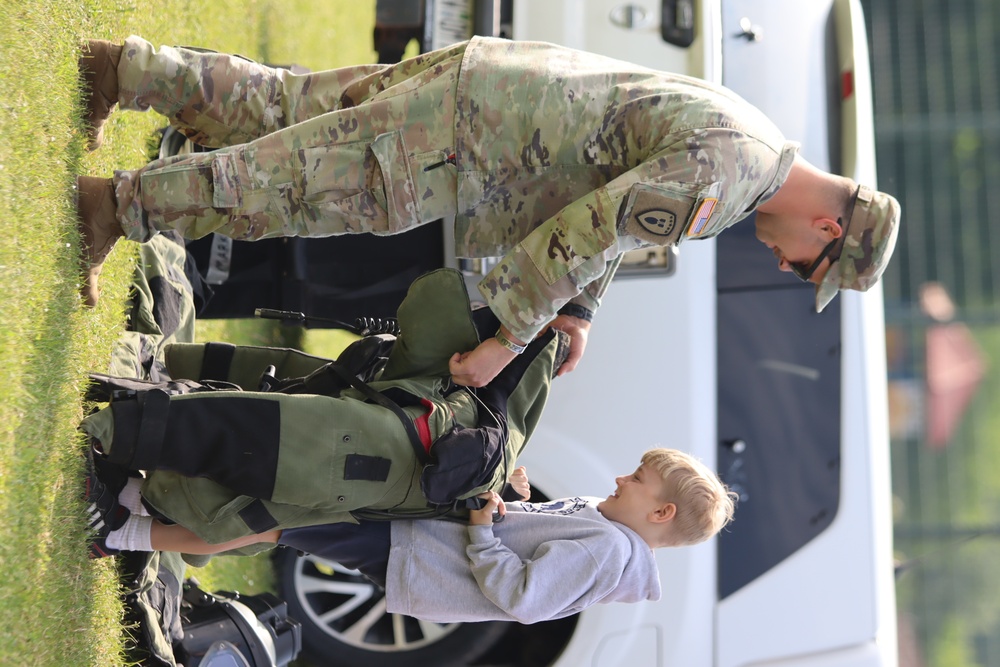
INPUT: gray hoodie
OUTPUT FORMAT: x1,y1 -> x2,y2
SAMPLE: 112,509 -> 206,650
385,497 -> 661,624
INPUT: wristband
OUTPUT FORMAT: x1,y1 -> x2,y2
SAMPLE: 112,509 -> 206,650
557,304 -> 594,322
494,329 -> 527,355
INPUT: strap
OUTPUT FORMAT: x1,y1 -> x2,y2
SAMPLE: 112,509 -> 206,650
323,361 -> 431,464
108,389 -> 171,471
238,499 -> 280,533
200,342 -> 236,381
131,389 -> 171,471
558,303 -> 594,322
350,503 -> 458,521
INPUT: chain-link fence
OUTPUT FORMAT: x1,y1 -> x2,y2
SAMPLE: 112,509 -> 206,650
860,1 -> 1000,664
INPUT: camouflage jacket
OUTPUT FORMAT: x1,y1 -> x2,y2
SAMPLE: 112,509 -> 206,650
454,36 -> 799,341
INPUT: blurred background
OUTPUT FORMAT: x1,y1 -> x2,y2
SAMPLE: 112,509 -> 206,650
859,1 -> 1000,665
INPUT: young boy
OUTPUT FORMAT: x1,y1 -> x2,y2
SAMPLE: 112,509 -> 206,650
91,448 -> 735,624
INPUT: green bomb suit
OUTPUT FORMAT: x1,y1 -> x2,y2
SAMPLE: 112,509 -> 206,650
82,270 -> 565,544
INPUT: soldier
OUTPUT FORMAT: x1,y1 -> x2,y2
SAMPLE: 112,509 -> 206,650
76,36 -> 901,388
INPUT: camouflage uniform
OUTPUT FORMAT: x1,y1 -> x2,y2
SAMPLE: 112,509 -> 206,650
111,35 -> 797,344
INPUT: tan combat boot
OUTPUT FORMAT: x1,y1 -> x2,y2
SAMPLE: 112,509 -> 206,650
79,40 -> 122,151
76,176 -> 123,307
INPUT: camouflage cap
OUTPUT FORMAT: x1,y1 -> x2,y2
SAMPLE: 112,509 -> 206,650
815,185 -> 901,312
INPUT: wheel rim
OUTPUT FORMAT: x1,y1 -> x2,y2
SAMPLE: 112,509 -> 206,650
291,553 -> 462,653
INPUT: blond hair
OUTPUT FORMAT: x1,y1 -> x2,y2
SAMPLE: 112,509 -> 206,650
641,448 -> 736,546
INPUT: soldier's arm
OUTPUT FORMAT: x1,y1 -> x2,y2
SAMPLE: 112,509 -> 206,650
449,336 -> 518,387
476,131 -> 763,346
560,254 -> 623,317
475,189 -> 621,346
545,313 -> 590,377
473,153 -> 673,346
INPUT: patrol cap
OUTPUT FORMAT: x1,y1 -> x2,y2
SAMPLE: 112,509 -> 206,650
815,185 -> 901,312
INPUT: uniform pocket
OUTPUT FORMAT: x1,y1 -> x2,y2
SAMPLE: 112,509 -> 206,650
178,477 -> 256,524
210,151 -> 248,208
292,140 -> 392,234
369,130 -> 420,232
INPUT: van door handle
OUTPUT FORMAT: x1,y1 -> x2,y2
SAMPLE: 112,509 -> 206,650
661,0 -> 695,47
736,16 -> 764,42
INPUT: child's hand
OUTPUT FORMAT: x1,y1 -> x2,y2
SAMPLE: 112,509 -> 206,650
469,491 -> 505,526
509,466 -> 530,500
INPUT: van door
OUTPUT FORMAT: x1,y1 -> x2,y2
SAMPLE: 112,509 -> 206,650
510,0 -> 720,80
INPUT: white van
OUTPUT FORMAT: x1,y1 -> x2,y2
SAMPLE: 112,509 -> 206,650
275,2 -> 899,665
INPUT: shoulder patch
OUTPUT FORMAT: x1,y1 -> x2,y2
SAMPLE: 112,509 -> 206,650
623,189 -> 693,246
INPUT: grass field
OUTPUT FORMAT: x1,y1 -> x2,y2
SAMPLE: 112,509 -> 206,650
0,1 -> 375,664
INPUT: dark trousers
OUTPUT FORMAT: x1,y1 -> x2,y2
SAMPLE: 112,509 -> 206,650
278,520 -> 392,588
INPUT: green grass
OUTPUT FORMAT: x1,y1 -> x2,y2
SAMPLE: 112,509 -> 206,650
890,323 -> 1000,663
0,1 -> 374,664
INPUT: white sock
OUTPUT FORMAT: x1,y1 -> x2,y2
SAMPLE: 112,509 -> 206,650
117,476 -> 150,517
106,515 -> 154,552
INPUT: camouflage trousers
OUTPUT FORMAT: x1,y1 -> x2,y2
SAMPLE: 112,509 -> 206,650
113,36 -> 465,243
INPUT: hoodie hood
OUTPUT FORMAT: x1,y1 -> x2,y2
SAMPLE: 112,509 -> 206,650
600,518 -> 662,605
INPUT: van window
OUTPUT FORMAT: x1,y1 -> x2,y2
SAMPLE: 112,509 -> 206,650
715,215 -> 843,599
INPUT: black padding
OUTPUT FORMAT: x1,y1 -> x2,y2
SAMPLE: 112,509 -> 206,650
200,342 -> 236,381
471,305 -> 500,341
148,275 -> 182,338
107,398 -> 142,469
344,454 -> 391,482
156,396 -> 281,500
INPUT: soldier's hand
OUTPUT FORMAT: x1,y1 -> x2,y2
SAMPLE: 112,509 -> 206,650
509,466 -> 530,500
469,491 -> 506,525
449,338 -> 516,387
546,314 -> 591,377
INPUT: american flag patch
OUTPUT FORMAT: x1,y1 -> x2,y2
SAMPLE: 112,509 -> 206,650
687,198 -> 718,236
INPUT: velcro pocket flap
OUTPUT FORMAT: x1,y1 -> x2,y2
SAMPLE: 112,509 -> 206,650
211,152 -> 244,208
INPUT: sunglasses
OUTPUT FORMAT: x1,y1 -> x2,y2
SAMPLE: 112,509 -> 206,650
789,217 -> 844,282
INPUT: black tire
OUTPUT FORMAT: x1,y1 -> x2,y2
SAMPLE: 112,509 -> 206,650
274,548 -> 510,667
157,125 -> 196,160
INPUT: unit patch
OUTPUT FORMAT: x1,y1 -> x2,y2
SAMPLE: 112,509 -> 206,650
636,209 -> 678,237
622,187 -> 693,246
